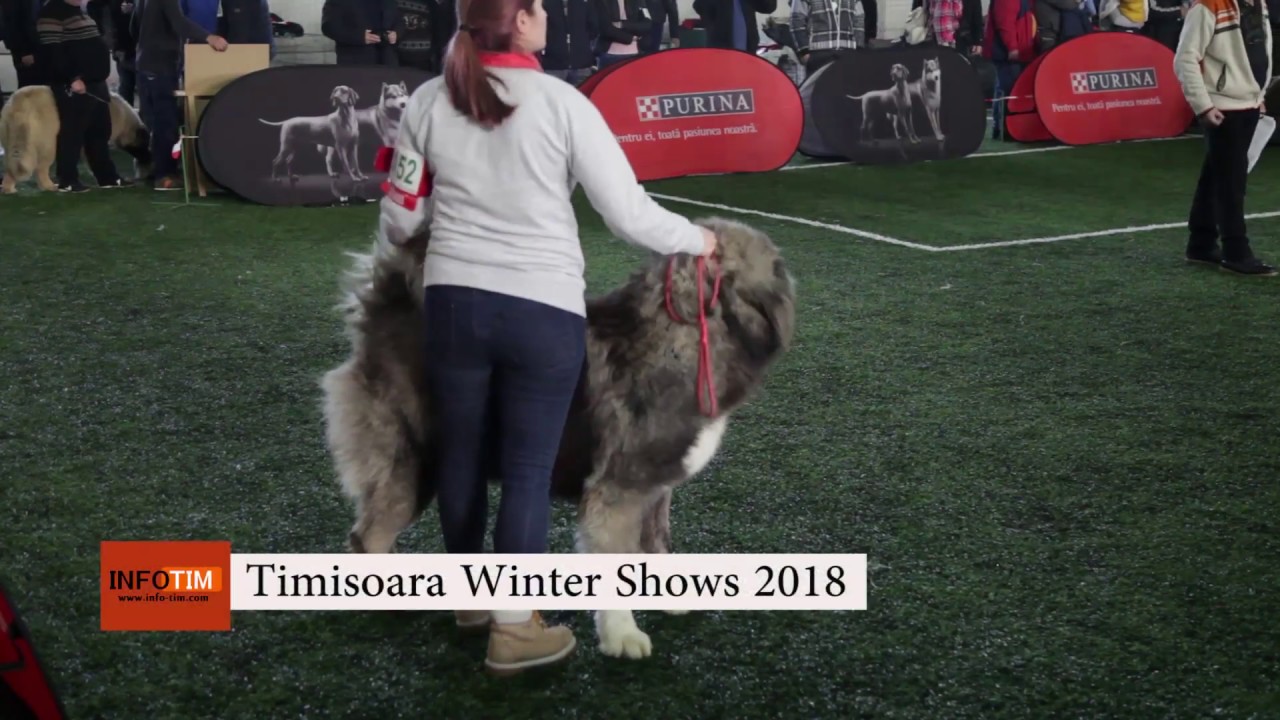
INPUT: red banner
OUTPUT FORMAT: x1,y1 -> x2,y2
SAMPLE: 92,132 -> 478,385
583,48 -> 803,181
1033,33 -> 1193,145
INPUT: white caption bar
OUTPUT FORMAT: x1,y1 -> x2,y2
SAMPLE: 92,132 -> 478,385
229,554 -> 867,611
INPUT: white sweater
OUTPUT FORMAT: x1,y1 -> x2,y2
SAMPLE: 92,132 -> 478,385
377,66 -> 707,318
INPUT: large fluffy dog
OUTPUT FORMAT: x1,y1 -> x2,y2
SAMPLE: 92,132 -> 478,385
0,85 -> 152,194
322,218 -> 796,659
260,85 -> 363,183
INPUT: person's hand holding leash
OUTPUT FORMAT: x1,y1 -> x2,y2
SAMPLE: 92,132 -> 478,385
20,55 -> 34,66
387,31 -> 398,44
700,227 -> 718,256
365,30 -> 380,43
71,78 -> 86,94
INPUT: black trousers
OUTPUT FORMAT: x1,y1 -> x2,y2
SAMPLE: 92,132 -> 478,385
1189,108 -> 1261,261
53,81 -> 120,186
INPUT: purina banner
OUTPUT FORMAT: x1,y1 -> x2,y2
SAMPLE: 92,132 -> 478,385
1018,33 -> 1193,145
98,542 -> 867,630
583,48 -> 803,181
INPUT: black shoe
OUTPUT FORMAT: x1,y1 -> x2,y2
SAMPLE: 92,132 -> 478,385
1185,245 -> 1223,266
1220,256 -> 1278,276
97,177 -> 133,189
57,182 -> 90,193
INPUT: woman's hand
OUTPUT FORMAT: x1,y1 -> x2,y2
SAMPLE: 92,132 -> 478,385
700,227 -> 718,257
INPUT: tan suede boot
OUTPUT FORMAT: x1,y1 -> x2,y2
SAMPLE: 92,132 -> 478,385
454,610 -> 491,634
484,611 -> 576,676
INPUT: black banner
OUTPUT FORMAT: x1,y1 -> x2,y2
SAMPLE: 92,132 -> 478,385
801,47 -> 986,164
196,65 -> 436,206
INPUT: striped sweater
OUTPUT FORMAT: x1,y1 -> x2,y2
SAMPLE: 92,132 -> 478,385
1174,0 -> 1272,115
36,0 -> 112,86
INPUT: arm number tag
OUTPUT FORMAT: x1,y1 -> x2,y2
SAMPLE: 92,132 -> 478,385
390,148 -> 426,196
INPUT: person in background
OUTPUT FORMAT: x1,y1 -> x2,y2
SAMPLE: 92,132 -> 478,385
541,0 -> 597,82
395,0 -> 446,72
2,0 -> 45,88
36,0 -> 130,191
908,0 -> 983,52
321,0 -> 405,66
1099,0 -> 1145,29
791,0 -> 875,75
983,0 -> 1037,139
1173,0 -> 1276,275
132,0 -> 229,190
219,0 -> 277,60
179,0 -> 218,33
639,0 -> 678,52
592,0 -> 648,67
1034,0 -> 1092,52
692,0 -> 778,52
106,0 -> 137,104
378,0 -> 717,675
1144,0 -> 1188,49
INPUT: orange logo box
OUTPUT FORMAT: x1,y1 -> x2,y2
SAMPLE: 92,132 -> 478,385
100,541 -> 232,631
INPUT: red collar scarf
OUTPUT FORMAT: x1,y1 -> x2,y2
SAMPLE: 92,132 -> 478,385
477,51 -> 543,70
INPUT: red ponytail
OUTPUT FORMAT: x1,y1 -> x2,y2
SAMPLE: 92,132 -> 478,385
444,0 -> 535,127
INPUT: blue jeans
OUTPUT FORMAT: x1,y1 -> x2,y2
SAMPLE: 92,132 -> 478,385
137,71 -> 180,179
424,285 -> 586,555
598,53 -> 636,68
992,61 -> 1024,140
546,67 -> 593,86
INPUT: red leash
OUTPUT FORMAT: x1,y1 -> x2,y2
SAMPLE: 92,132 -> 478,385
664,255 -> 723,418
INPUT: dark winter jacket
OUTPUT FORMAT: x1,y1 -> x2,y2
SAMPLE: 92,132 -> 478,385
394,0 -> 448,72
592,0 -> 650,53
1034,0 -> 1092,49
542,0 -> 598,69
0,0 -> 41,59
321,0 -> 406,66
692,0 -> 778,51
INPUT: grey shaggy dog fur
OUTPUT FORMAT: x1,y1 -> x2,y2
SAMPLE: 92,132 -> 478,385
321,216 -> 796,658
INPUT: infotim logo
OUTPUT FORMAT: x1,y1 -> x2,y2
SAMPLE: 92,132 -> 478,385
636,89 -> 755,122
1070,68 -> 1158,94
107,567 -> 223,593
100,540 -> 232,631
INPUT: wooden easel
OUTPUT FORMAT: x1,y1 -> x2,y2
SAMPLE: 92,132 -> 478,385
176,44 -> 270,200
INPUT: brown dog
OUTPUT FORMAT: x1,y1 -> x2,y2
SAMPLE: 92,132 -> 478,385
0,85 -> 152,193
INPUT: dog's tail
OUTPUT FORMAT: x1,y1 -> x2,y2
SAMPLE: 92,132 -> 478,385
0,108 -> 31,169
335,232 -> 428,345
257,118 -> 287,126
845,93 -> 869,101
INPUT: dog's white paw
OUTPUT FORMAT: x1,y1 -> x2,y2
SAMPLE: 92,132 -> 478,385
599,626 -> 652,659
663,609 -> 690,615
596,610 -> 652,659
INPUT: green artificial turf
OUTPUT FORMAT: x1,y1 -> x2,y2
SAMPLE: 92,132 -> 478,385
1,138 -> 1278,719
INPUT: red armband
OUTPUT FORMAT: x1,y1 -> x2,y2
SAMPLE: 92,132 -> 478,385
378,146 -> 432,210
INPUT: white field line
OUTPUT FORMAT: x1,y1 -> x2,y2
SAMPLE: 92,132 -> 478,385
651,191 -> 1280,254
779,134 -> 1197,171
937,211 -> 1280,251
648,192 -> 938,252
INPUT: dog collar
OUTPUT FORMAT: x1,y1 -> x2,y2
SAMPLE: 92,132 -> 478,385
478,51 -> 542,70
